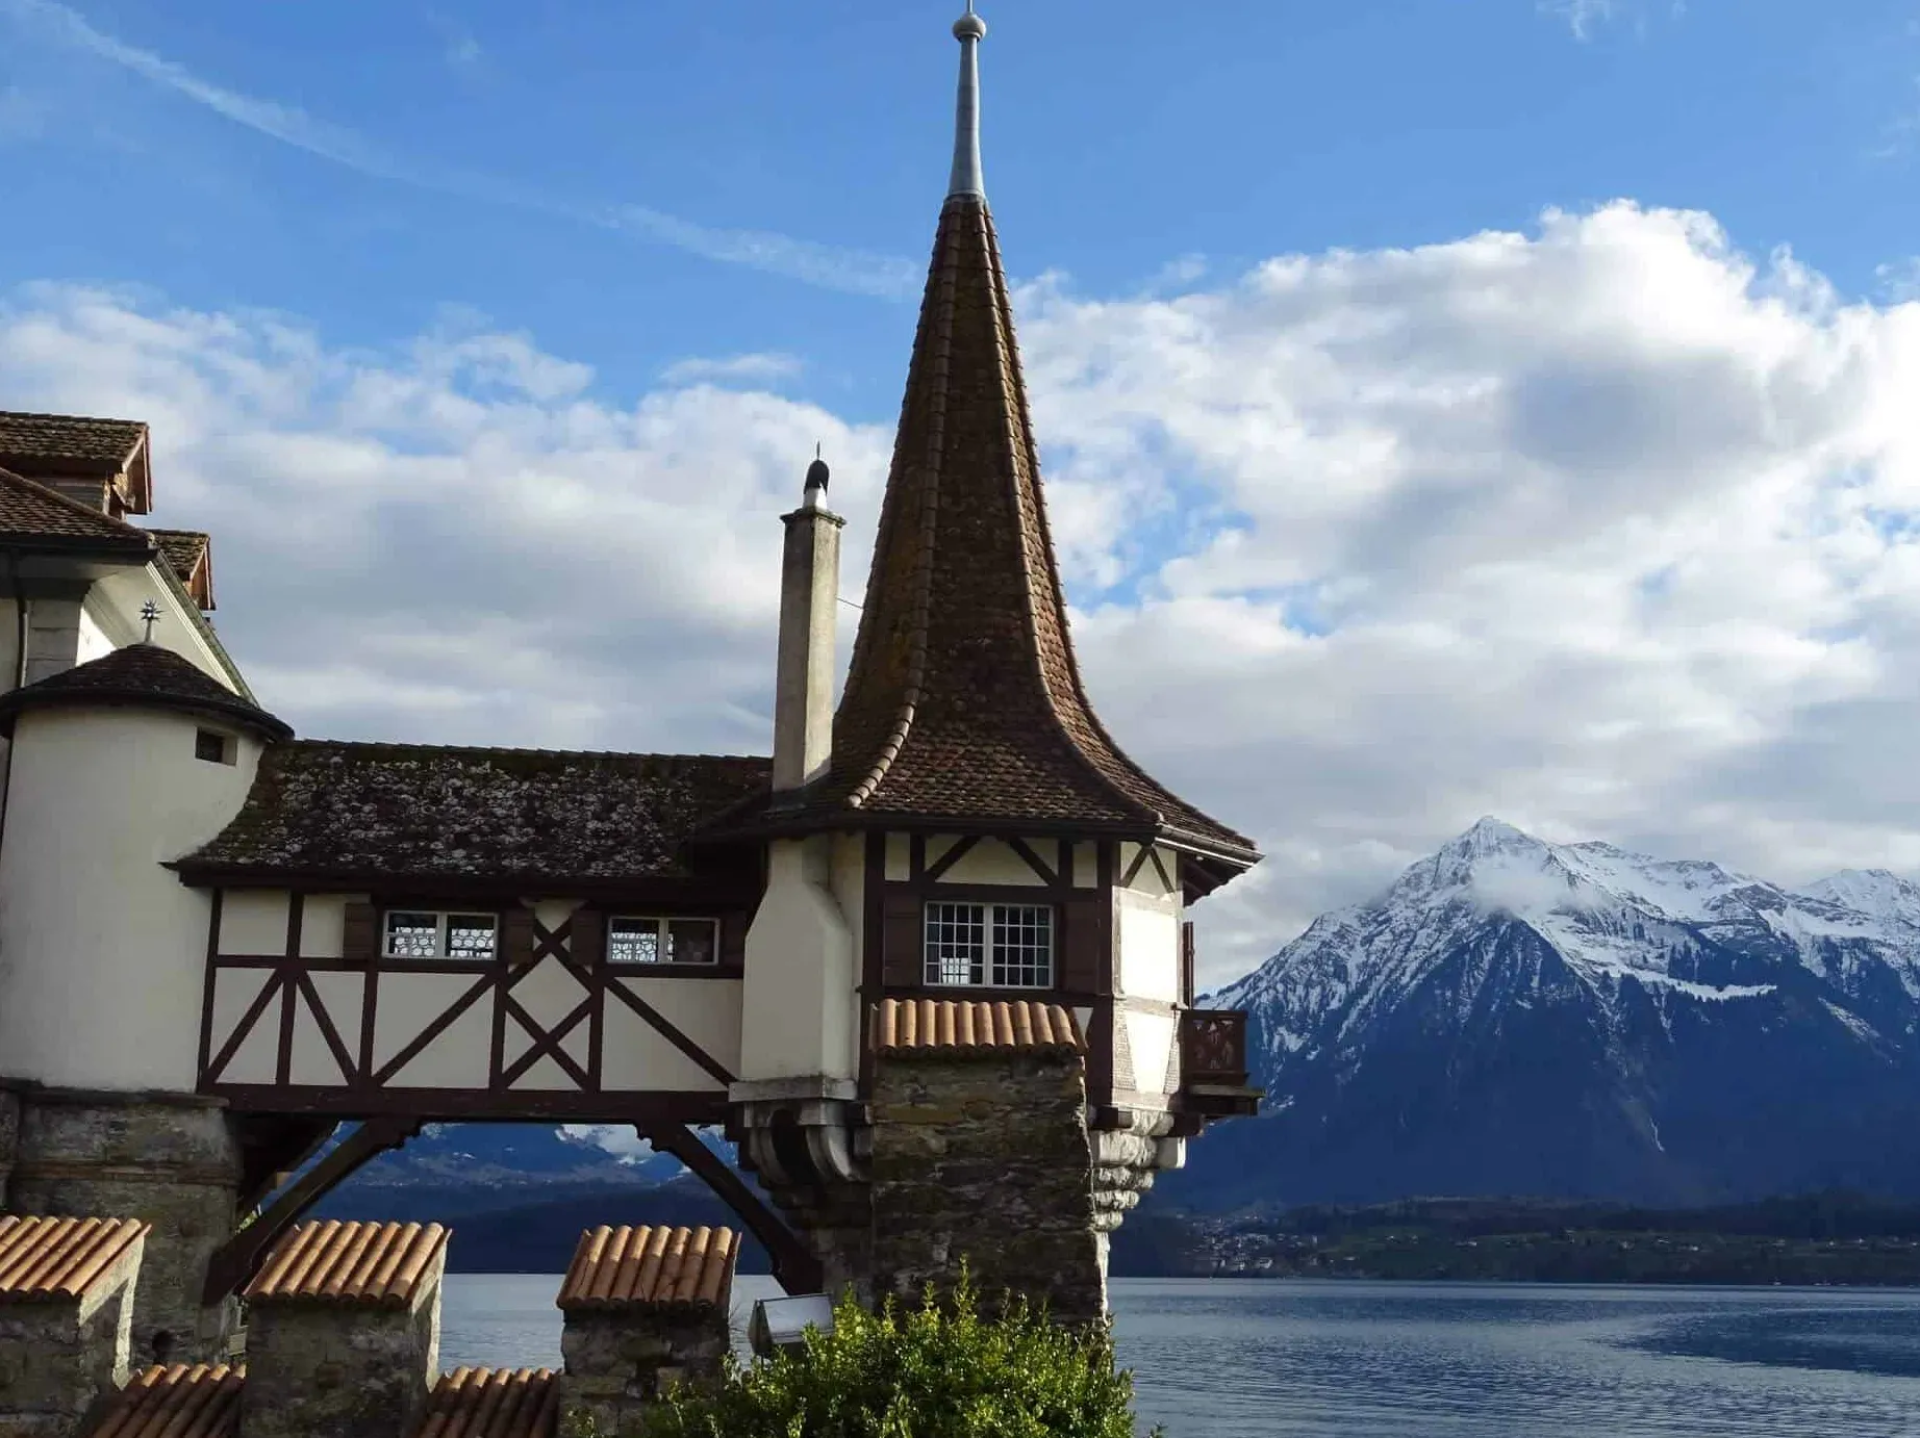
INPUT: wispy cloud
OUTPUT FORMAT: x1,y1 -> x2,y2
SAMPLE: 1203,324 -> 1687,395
661,352 -> 805,386
1541,0 -> 1620,41
0,0 -> 918,299
1539,0 -> 1683,41
1878,257 -> 1920,300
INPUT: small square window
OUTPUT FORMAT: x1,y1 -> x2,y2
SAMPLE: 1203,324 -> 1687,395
445,914 -> 498,960
608,917 -> 663,965
384,911 -> 441,959
667,919 -> 718,965
194,729 -> 232,764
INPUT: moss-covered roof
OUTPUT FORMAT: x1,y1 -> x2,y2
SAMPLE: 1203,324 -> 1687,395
180,741 -> 771,885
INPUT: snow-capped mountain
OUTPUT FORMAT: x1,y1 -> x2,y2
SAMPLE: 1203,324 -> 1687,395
1169,819 -> 1920,1210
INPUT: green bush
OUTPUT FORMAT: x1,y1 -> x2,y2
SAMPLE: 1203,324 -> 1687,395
638,1270 -> 1161,1438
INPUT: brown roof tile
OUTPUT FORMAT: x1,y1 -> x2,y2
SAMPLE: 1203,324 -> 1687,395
557,1225 -> 737,1312
0,1215 -> 149,1303
181,743 -> 768,885
744,196 -> 1256,867
0,465 -> 153,548
93,1365 -> 243,1438
242,1221 -> 447,1309
147,528 -> 213,610
415,1368 -> 559,1438
873,998 -> 1084,1059
0,643 -> 290,741
0,411 -> 147,473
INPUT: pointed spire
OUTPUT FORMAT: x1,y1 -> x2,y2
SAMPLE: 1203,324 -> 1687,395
948,3 -> 987,202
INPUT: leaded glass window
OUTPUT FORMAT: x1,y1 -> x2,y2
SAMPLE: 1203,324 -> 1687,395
924,902 -> 1053,988
607,917 -> 720,965
382,910 -> 497,960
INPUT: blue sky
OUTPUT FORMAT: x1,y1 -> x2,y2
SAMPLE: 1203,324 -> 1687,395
6,1 -> 1917,412
6,0 -> 1920,981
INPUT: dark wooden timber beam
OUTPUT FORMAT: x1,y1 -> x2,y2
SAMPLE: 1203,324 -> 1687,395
201,1115 -> 422,1306
641,1124 -> 825,1296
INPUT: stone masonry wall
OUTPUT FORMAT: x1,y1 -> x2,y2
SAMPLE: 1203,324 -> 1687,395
239,1299 -> 438,1438
0,1088 -> 18,1212
560,1309 -> 729,1436
869,1051 -> 1106,1324
0,1278 -> 134,1438
7,1093 -> 242,1368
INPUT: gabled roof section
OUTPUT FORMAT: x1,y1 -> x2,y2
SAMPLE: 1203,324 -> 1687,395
558,1225 -> 738,1312
243,1220 -> 447,1309
0,410 -> 151,513
180,742 -> 771,886
148,528 -> 214,610
0,643 -> 289,740
0,1215 -> 149,1304
0,465 -> 154,552
94,1364 -> 244,1438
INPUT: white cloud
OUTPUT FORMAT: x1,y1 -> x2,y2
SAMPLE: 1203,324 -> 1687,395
1542,0 -> 1620,41
661,353 -> 804,387
7,202 -> 1920,991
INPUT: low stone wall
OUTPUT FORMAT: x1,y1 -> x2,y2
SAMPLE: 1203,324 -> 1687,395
560,1307 -> 730,1434
7,1091 -> 242,1368
239,1300 -> 440,1438
869,1049 -> 1106,1324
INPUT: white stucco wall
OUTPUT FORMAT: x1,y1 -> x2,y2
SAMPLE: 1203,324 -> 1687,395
739,836 -> 858,1082
926,836 -> 1056,887
219,891 -> 289,955
1114,893 -> 1181,1004
0,707 -> 262,1090
1121,1008 -> 1178,1102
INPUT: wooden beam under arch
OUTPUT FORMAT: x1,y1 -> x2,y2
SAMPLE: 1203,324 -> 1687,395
201,1116 -> 422,1305
641,1124 -> 825,1296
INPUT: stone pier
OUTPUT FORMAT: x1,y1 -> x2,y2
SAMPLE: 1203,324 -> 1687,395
4,1090 -> 242,1368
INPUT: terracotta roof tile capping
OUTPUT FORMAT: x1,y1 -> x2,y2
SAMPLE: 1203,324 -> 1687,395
94,1364 -> 244,1438
416,1367 -> 560,1438
873,997 -> 1084,1057
0,1215 -> 149,1303
243,1220 -> 448,1308
558,1225 -> 738,1311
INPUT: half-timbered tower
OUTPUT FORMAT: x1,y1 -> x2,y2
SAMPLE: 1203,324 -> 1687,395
0,4 -> 1260,1364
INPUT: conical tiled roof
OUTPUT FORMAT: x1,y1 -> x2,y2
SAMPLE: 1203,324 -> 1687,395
821,195 -> 1253,862
0,644 -> 290,740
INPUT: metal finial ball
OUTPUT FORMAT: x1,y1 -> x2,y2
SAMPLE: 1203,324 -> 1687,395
954,5 -> 986,41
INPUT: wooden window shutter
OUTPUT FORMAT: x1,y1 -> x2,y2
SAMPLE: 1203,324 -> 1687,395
342,901 -> 378,963
881,890 -> 923,988
719,911 -> 748,968
1181,921 -> 1196,1007
500,907 -> 536,966
1060,893 -> 1106,995
569,906 -> 604,967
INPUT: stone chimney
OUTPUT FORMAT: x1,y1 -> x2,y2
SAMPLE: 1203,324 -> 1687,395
237,1221 -> 447,1438
557,1225 -> 738,1432
0,1214 -> 149,1437
770,455 -> 844,799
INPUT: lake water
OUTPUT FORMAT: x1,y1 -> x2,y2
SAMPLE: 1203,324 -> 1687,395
441,1274 -> 1920,1436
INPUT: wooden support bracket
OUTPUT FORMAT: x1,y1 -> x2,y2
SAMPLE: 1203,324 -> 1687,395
641,1123 -> 826,1296
201,1115 -> 423,1306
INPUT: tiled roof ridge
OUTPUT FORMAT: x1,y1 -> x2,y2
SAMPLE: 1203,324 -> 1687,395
242,1220 -> 447,1308
281,738 -> 772,766
874,996 -> 1086,1058
0,1214 -> 150,1302
0,464 -> 154,546
0,406 -> 147,435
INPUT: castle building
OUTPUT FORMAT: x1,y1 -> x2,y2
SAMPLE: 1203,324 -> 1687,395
0,3 -> 1261,1388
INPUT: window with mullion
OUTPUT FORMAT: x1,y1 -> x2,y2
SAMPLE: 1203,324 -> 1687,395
607,916 -> 720,966
923,901 -> 1053,989
382,910 -> 498,960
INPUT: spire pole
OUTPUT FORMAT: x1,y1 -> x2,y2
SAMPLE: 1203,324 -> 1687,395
948,2 -> 987,202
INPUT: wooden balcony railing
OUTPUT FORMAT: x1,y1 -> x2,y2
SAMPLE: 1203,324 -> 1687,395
1179,1009 -> 1249,1088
